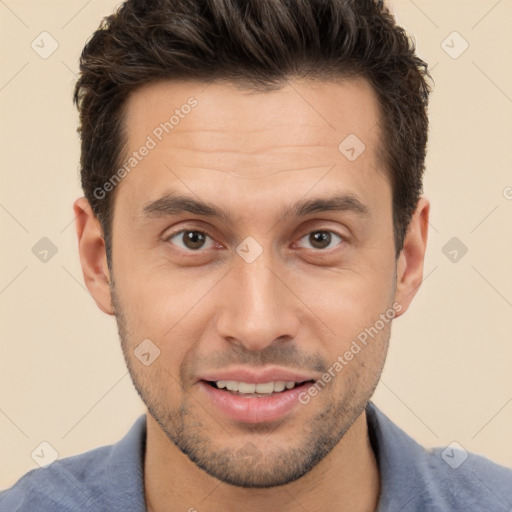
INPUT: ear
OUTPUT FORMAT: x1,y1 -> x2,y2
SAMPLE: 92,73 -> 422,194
73,197 -> 114,315
393,197 -> 430,317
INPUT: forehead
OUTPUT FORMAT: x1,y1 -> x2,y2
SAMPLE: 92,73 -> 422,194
122,77 -> 382,154
114,77 -> 388,224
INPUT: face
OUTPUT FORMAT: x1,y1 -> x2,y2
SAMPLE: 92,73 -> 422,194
89,78 -> 413,487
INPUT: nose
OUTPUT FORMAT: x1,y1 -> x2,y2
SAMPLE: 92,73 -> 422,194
215,251 -> 301,352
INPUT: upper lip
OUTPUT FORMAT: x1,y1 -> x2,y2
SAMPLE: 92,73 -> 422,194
198,366 -> 318,385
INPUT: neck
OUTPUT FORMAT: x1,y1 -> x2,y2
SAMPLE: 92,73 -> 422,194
144,410 -> 381,512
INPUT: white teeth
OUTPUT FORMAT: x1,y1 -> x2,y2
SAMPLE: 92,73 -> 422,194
225,381 -> 239,392
273,381 -> 286,392
238,382 -> 256,393
214,380 -> 299,394
255,382 -> 274,393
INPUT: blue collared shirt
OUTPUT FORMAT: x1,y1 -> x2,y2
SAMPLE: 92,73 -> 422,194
2,401 -> 511,511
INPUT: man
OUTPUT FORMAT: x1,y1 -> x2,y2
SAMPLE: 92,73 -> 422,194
1,0 -> 511,510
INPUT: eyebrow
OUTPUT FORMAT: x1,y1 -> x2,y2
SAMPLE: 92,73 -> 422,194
140,191 -> 370,224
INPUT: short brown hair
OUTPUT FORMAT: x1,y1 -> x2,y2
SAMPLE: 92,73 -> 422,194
73,0 -> 433,265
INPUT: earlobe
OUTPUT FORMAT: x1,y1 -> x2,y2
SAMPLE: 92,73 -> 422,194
73,197 -> 114,315
393,197 -> 430,317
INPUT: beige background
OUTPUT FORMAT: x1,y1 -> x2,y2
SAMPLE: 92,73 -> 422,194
1,0 -> 511,490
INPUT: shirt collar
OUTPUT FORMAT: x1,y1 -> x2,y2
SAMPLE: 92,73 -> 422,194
103,413 -> 147,512
365,400 -> 430,510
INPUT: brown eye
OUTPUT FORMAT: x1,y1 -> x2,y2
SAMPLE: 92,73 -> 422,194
296,230 -> 343,250
167,230 -> 215,251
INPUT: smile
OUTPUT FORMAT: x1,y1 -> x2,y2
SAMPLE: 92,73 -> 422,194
200,379 -> 315,423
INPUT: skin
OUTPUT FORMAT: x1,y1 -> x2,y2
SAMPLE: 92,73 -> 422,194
74,77 -> 429,512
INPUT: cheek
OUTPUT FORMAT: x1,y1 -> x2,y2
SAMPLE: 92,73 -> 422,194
295,262 -> 395,335
114,256 -> 192,326
328,316 -> 391,392
115,268 -> 213,374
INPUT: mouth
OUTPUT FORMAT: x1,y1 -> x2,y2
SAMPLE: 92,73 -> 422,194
203,379 -> 315,396
199,379 -> 316,423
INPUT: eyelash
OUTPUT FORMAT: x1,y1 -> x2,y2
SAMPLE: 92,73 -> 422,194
164,228 -> 345,253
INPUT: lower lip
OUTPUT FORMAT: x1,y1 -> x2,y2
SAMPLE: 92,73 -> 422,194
198,381 -> 313,423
